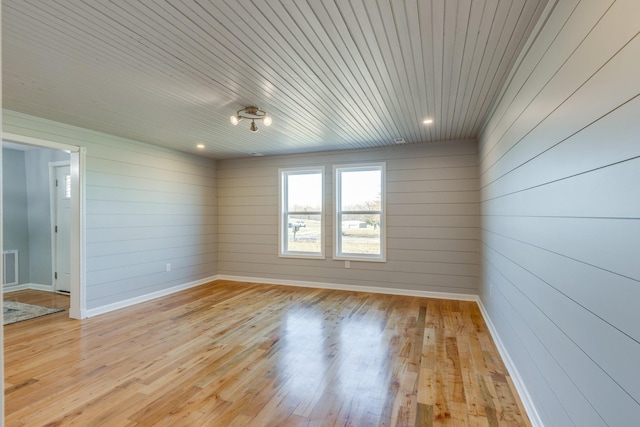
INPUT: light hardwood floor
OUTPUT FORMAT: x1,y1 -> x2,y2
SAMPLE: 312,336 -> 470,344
4,281 -> 531,426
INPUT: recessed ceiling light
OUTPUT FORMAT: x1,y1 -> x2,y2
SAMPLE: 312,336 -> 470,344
196,143 -> 205,149
423,118 -> 434,124
394,138 -> 406,144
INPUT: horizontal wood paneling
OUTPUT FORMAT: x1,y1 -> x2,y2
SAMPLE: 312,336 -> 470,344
87,252 -> 217,286
388,178 -> 479,193
483,235 -> 640,397
88,172 -> 216,196
483,215 -> 640,283
481,0 -> 634,172
88,245 -> 217,273
387,191 -> 479,205
217,140 -> 480,295
386,203 -> 479,216
216,196 -> 277,207
3,110 -> 218,310
87,186 -> 217,206
482,229 -> 638,330
387,238 -> 480,253
89,158 -> 214,186
85,215 -> 215,229
388,167 -> 479,181
482,95 -> 640,202
218,242 -> 478,265
218,252 -> 478,277
88,234 -> 217,257
478,1 -> 640,425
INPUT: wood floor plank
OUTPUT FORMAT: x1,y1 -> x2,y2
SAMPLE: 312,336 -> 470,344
4,282 -> 530,426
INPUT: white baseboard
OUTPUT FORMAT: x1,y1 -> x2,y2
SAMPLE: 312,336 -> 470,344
86,274 -> 476,318
215,274 -> 479,301
85,275 -> 218,317
30,283 -> 55,292
3,284 -> 30,293
476,298 -> 543,427
3,283 -> 53,293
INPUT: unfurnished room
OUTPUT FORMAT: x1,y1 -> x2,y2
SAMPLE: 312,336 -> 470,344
0,1 -> 638,426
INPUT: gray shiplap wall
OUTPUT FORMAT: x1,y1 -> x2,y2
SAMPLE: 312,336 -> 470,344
3,110 -> 218,310
217,140 -> 479,295
478,1 -> 640,425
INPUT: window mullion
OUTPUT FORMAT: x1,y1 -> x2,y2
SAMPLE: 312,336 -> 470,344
340,210 -> 381,215
288,211 -> 322,215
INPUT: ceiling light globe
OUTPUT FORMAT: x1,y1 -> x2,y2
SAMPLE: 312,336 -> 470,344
230,115 -> 240,126
250,120 -> 258,133
263,115 -> 272,127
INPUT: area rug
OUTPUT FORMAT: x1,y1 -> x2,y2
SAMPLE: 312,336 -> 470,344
3,301 -> 64,325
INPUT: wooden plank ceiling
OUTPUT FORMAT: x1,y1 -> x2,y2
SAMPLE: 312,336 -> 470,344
3,0 -> 549,158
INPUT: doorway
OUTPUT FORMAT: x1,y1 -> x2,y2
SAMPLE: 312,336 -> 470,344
3,133 -> 86,319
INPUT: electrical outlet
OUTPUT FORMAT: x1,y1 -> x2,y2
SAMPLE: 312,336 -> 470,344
165,263 -> 171,272
345,261 -> 350,268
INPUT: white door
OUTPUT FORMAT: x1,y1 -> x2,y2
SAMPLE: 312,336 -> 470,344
54,165 -> 72,292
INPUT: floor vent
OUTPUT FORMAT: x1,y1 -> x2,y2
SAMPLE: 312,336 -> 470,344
3,250 -> 19,286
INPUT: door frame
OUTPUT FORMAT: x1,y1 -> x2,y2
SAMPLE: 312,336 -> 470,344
49,161 -> 71,294
3,132 -> 87,319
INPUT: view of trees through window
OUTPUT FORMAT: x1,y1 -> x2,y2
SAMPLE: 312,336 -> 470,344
336,166 -> 384,258
281,164 -> 384,260
282,169 -> 323,255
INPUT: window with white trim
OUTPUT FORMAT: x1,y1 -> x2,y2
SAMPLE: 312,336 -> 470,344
279,167 -> 324,258
334,163 -> 385,261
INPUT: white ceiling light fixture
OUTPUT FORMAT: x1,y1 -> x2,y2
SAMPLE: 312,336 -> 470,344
230,106 -> 272,133
423,118 -> 434,124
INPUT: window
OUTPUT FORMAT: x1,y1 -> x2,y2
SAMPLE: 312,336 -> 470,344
279,167 -> 324,258
64,174 -> 71,199
334,163 -> 385,261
